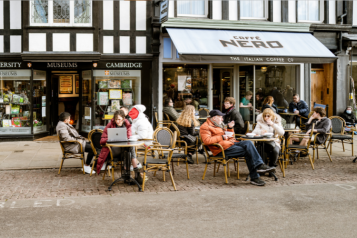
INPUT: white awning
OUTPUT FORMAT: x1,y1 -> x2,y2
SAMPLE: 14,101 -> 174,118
167,28 -> 336,63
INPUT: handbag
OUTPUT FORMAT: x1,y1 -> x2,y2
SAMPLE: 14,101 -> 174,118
182,134 -> 197,143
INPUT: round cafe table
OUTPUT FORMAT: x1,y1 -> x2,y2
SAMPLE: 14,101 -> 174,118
106,141 -> 145,192
240,136 -> 278,181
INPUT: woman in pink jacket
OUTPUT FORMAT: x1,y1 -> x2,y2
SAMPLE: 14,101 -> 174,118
96,110 -> 142,184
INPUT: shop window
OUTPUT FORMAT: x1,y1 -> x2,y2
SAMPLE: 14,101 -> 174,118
177,0 -> 208,17
33,70 -> 47,134
298,0 -> 322,22
30,0 -> 92,26
163,65 -> 208,113
93,70 -> 141,129
240,0 -> 267,19
163,38 -> 172,59
0,70 -> 32,135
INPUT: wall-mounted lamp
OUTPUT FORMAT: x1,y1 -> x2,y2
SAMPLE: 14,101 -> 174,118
261,66 -> 267,73
177,66 -> 183,72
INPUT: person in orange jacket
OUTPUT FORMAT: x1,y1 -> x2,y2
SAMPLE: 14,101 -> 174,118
200,109 -> 275,186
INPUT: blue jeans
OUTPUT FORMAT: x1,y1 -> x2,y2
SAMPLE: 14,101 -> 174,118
217,141 -> 264,179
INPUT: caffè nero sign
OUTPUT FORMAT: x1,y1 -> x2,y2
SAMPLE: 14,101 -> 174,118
219,36 -> 283,49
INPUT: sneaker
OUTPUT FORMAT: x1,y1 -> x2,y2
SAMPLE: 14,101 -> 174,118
250,177 -> 266,186
130,161 -> 142,171
101,162 -> 107,171
256,164 -> 276,173
84,165 -> 95,175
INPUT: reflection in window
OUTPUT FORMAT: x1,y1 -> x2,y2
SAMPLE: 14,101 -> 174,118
31,0 -> 48,23
74,0 -> 91,23
53,0 -> 70,23
298,0 -> 320,21
240,0 -> 265,19
178,0 -> 205,16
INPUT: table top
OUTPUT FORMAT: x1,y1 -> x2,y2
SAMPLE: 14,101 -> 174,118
284,128 -> 300,132
240,137 -> 276,142
279,112 -> 297,116
106,141 -> 145,147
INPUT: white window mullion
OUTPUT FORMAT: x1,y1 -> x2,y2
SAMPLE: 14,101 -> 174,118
70,0 -> 75,25
48,0 -> 53,25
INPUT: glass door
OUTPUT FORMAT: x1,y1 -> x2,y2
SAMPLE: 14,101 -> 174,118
212,68 -> 233,111
33,70 -> 48,134
238,66 -> 254,125
81,70 -> 92,132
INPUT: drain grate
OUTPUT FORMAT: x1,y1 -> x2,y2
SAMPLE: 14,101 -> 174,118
14,150 -> 24,153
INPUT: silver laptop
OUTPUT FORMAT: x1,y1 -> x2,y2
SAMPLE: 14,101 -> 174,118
107,128 -> 128,143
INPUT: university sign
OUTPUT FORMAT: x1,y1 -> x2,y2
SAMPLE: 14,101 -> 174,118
0,62 -> 22,67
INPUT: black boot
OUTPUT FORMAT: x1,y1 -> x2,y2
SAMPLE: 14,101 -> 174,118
187,154 -> 194,164
134,167 -> 143,184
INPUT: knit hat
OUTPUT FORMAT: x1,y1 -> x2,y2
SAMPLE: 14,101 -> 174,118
128,107 -> 139,120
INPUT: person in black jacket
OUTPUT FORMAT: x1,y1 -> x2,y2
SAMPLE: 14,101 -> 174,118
223,97 -> 245,134
176,105 -> 200,164
289,94 -> 309,127
261,96 -> 278,114
341,106 -> 356,125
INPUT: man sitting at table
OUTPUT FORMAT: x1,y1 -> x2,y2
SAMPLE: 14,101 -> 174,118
289,94 -> 309,128
200,109 -> 276,186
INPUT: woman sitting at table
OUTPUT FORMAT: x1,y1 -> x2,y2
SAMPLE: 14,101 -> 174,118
176,105 -> 200,164
163,97 -> 179,121
252,108 -> 285,167
290,107 -> 331,157
96,110 -> 143,184
261,96 -> 279,114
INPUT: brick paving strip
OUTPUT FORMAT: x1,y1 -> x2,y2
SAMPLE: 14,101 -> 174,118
1,156 -> 357,201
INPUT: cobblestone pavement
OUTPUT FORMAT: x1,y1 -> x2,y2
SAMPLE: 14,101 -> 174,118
1,155 -> 357,201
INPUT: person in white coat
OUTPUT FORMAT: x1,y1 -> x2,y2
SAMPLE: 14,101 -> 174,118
128,105 -> 154,142
252,108 -> 285,167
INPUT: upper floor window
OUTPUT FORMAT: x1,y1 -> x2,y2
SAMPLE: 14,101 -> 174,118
240,0 -> 267,19
30,0 -> 92,26
298,0 -> 323,22
177,0 -> 208,17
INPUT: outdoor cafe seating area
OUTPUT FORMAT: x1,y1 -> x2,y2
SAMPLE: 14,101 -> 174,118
56,108 -> 356,192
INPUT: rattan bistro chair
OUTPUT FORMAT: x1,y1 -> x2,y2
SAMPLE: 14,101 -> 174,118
286,123 -> 316,170
327,116 -> 354,156
141,131 -> 178,191
310,129 -> 332,162
58,136 -> 85,175
298,111 -> 314,131
154,111 -> 171,129
235,121 -> 250,138
153,127 -> 190,177
88,129 -> 104,176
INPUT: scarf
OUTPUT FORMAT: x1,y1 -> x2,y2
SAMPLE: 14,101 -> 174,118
210,118 -> 224,129
226,106 -> 235,115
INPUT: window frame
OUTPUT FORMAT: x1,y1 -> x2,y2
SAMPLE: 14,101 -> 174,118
29,0 -> 92,27
176,0 -> 209,18
297,0 -> 324,23
239,0 -> 268,20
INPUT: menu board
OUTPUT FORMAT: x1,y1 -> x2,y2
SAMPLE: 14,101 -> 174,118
59,76 -> 73,94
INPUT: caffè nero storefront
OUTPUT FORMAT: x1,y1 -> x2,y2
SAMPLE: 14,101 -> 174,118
159,29 -> 337,125
0,57 -> 153,141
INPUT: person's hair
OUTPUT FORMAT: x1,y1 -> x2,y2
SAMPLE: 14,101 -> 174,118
293,94 -> 300,97
313,107 -> 326,117
346,106 -> 352,110
59,112 -> 71,122
113,110 -> 126,120
224,97 -> 236,106
176,105 -> 200,127
246,91 -> 253,96
164,97 -> 173,107
120,106 -> 129,111
262,96 -> 274,106
262,108 -> 276,122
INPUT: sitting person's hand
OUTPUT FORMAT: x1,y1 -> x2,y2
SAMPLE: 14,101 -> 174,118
222,135 -> 229,140
306,129 -> 311,134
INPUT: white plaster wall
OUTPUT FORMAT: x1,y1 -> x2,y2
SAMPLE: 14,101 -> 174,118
136,36 -> 146,54
329,0 -> 336,24
168,0 -> 174,18
103,0 -> 113,30
0,35 -> 3,52
288,0 -> 296,23
212,0 -> 222,20
29,33 -> 46,51
228,1 -> 238,21
0,1 -> 3,29
353,0 -> 357,26
53,33 -> 70,51
10,0 -> 21,29
10,35 -> 21,53
103,36 -> 114,53
76,34 -> 93,51
120,1 -> 130,30
136,1 -> 146,30
120,36 -> 130,54
273,0 -> 282,22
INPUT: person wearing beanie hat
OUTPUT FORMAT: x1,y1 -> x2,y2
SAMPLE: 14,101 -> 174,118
200,109 -> 276,186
